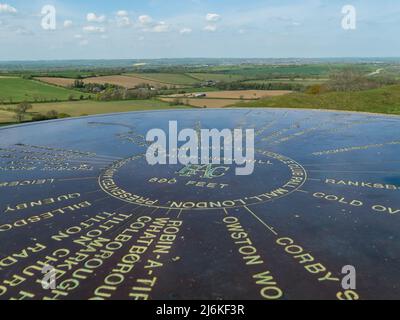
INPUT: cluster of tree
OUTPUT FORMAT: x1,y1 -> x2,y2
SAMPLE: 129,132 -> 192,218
303,68 -> 399,95
71,80 -> 109,93
168,98 -> 186,106
68,94 -> 88,101
31,110 -> 71,122
0,97 -> 77,105
326,68 -> 398,92
14,102 -> 32,122
95,87 -> 159,101
11,102 -> 71,123
72,81 -> 165,101
215,81 -> 303,91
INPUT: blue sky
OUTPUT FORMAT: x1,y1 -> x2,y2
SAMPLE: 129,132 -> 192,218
0,0 -> 399,60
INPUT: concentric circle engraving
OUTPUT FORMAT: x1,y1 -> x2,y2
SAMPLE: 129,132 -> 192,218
98,150 -> 307,210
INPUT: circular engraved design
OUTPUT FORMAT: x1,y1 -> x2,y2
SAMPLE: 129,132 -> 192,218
98,150 -> 307,210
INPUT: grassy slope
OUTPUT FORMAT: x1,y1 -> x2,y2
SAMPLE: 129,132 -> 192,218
0,77 -> 89,103
234,85 -> 400,115
4,99 -> 192,119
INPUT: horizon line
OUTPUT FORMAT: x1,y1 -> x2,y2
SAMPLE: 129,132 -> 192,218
0,56 -> 400,63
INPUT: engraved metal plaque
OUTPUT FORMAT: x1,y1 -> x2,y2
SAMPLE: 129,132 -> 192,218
0,109 -> 399,300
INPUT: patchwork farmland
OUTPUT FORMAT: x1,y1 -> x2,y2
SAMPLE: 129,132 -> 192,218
37,75 -> 178,89
1,58 -> 400,125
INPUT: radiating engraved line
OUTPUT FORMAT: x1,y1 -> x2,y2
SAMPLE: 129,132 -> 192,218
244,206 -> 278,236
94,196 -> 111,203
149,207 -> 159,215
303,160 -> 400,166
223,208 -> 229,216
261,116 -> 313,143
58,176 -> 97,182
85,189 -> 102,194
92,154 -> 123,159
63,159 -> 115,164
296,190 -> 309,194
110,204 -> 147,236
308,170 -> 400,174
176,209 -> 183,218
88,121 -> 136,131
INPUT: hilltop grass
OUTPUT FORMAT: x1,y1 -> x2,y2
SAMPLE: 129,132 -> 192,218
234,85 -> 400,115
0,77 -> 89,103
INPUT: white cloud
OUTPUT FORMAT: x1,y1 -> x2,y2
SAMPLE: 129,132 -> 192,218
74,34 -> 83,39
138,15 -> 153,26
0,3 -> 17,14
64,20 -> 73,28
204,25 -> 217,32
116,10 -> 128,17
206,13 -> 220,22
152,22 -> 169,33
180,28 -> 192,35
87,13 -> 106,23
137,15 -> 169,33
83,25 -> 106,33
117,16 -> 131,27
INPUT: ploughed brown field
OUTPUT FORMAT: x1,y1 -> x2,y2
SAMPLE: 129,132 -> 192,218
35,77 -> 75,87
161,98 -> 239,108
167,90 -> 292,100
37,75 -> 179,89
162,90 -> 292,108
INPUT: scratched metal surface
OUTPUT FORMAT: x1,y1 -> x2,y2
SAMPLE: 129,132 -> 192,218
0,108 -> 399,300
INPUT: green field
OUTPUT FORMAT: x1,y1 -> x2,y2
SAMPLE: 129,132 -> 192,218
242,78 -> 329,85
0,77 -> 89,103
126,73 -> 199,85
196,64 -> 378,78
188,73 -> 246,82
234,85 -> 400,115
2,99 -> 191,123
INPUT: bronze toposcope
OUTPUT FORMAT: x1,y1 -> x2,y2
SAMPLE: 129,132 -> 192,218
0,109 -> 399,300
